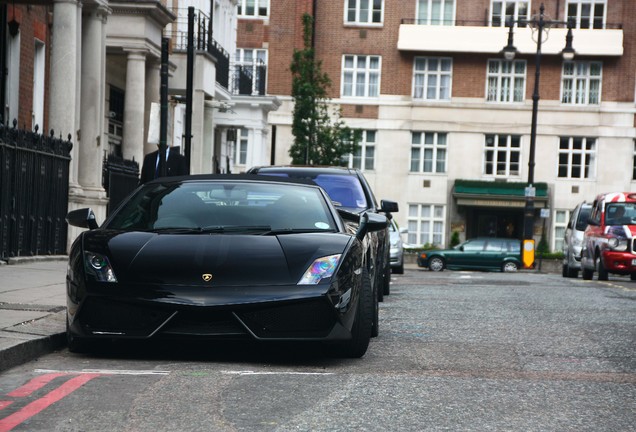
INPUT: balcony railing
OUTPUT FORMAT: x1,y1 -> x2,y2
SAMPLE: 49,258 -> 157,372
230,61 -> 267,96
166,8 -> 230,89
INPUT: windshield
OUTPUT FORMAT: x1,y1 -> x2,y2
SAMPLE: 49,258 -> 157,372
605,203 -> 636,225
105,181 -> 337,233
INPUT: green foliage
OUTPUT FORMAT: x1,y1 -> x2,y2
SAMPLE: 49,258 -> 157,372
450,231 -> 460,247
289,14 -> 360,165
536,235 -> 550,254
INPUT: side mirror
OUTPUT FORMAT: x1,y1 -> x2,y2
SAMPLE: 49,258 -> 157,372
356,212 -> 388,241
380,200 -> 399,214
66,208 -> 99,230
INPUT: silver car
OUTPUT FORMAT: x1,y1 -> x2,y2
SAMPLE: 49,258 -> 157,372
389,219 -> 407,274
562,202 -> 592,278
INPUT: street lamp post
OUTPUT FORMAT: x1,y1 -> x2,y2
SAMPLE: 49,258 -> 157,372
501,3 -> 575,252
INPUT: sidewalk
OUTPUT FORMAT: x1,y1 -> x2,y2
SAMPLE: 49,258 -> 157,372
0,256 -> 67,372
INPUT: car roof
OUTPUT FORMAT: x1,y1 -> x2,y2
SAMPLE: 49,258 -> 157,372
249,165 -> 360,176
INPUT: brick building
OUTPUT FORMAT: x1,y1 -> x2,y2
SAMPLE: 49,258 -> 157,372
237,0 -> 636,251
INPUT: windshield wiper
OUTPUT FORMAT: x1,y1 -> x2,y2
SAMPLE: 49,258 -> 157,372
260,228 -> 336,235
199,225 -> 273,234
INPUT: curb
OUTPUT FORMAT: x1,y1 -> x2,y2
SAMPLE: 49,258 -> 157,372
0,331 -> 66,373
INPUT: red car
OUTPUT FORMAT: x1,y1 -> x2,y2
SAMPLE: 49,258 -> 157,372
581,192 -> 636,281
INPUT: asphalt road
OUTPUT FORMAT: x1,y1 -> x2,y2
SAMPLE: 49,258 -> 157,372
0,269 -> 634,431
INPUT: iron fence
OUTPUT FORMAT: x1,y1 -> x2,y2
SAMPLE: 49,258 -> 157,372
0,122 -> 72,259
102,153 -> 139,215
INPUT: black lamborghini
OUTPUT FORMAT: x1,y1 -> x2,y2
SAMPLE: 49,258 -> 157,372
65,175 -> 387,358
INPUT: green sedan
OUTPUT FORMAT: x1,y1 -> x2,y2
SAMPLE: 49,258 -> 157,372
417,237 -> 522,272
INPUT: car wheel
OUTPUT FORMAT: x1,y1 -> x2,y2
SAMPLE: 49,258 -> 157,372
582,267 -> 594,280
631,273 -> 636,281
597,257 -> 609,281
562,263 -> 568,278
428,257 -> 445,272
371,273 -> 379,338
382,265 -> 391,296
568,267 -> 579,278
393,263 -> 404,274
502,261 -> 519,272
376,267 -> 384,303
337,269 -> 373,358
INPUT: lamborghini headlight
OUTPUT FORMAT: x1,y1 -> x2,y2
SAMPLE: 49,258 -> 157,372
84,251 -> 118,282
608,237 -> 628,252
298,254 -> 341,285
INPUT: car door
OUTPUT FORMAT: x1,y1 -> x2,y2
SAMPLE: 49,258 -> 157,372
448,239 -> 486,268
482,239 -> 506,269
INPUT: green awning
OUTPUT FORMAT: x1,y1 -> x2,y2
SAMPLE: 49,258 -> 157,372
453,180 -> 548,208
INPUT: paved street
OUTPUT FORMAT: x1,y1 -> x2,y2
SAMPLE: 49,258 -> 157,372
0,267 -> 634,431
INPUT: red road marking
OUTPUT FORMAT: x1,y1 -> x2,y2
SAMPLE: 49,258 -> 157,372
0,373 -> 100,432
0,402 -> 12,411
7,373 -> 68,398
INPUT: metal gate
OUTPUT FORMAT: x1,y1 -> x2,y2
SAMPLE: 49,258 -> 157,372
0,123 -> 72,259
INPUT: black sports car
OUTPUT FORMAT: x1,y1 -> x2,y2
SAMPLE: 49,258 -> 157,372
65,175 -> 387,358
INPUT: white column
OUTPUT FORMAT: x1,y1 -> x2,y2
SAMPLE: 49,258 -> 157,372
78,5 -> 108,193
122,50 -> 146,166
144,59 -> 160,156
49,0 -> 81,188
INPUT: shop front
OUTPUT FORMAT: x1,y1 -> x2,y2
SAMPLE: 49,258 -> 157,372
452,180 -> 548,241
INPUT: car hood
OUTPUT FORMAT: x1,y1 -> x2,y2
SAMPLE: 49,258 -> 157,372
604,224 -> 636,239
83,231 -> 352,286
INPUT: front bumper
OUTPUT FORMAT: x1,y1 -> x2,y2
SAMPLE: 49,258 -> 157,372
602,251 -> 636,275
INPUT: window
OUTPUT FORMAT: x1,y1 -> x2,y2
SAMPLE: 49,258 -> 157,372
236,128 -> 249,165
486,59 -> 526,102
554,210 -> 569,252
346,0 -> 383,24
558,137 -> 596,179
32,40 -> 45,131
408,204 -> 445,246
341,55 -> 381,98
416,0 -> 454,25
484,134 -> 521,177
237,0 -> 269,18
413,57 -> 452,101
490,1 -> 529,26
567,0 -> 605,29
343,130 -> 376,171
410,132 -> 447,173
561,61 -> 602,105
107,86 -> 125,157
234,48 -> 268,95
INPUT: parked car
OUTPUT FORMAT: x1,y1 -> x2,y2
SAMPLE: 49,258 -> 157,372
248,166 -> 398,304
65,174 -> 388,358
581,192 -> 636,281
562,202 -> 592,278
417,237 -> 522,272
389,218 -> 406,274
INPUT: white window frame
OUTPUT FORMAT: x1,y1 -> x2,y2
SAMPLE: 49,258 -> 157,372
416,0 -> 455,25
237,0 -> 269,18
407,203 -> 445,247
484,134 -> 521,177
561,61 -> 602,105
344,0 -> 384,25
343,130 -> 376,171
486,59 -> 526,103
341,54 -> 381,98
413,57 -> 452,101
234,48 -> 268,95
410,131 -> 447,173
490,1 -> 529,27
553,209 -> 570,252
235,128 -> 249,166
557,136 -> 596,179
566,0 -> 606,29
32,39 -> 45,132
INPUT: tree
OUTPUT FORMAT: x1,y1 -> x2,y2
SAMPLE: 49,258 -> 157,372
289,13 -> 360,165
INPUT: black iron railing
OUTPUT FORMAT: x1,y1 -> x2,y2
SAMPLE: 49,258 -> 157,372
231,61 -> 267,96
0,121 -> 72,259
102,153 -> 139,215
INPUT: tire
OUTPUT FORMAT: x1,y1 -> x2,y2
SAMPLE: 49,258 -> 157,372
502,261 -> 519,272
376,267 -> 384,303
597,257 -> 609,281
393,263 -> 404,274
371,272 -> 379,338
382,265 -> 391,296
428,256 -> 445,272
562,264 -> 568,277
630,273 -> 636,281
337,269 -> 373,358
567,267 -> 579,278
582,267 -> 594,280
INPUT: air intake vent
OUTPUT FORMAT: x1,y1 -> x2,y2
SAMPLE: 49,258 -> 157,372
572,185 -> 579,193
423,180 -> 431,188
